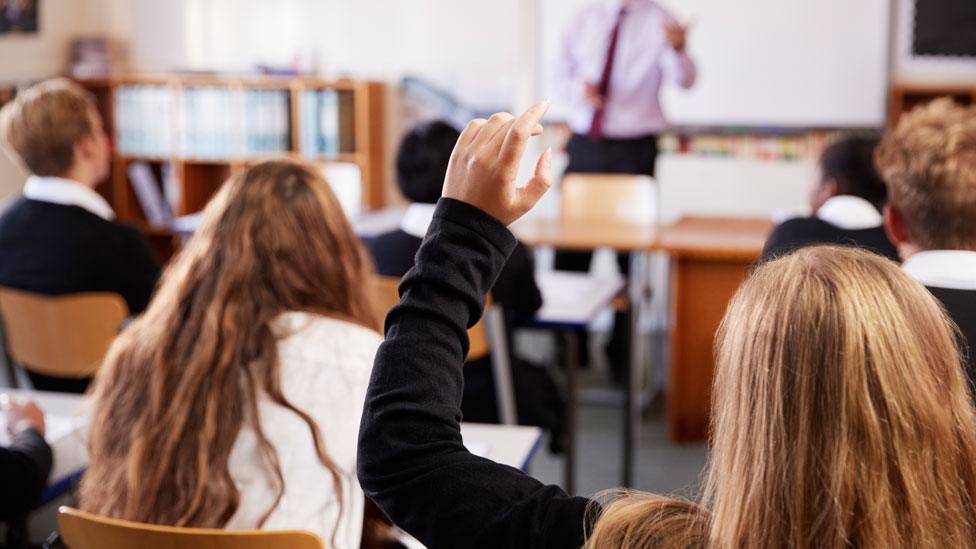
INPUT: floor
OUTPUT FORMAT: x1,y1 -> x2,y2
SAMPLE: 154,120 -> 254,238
527,399 -> 709,501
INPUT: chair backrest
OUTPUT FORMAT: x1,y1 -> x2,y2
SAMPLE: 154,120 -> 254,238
0,288 -> 128,378
373,276 -> 491,360
57,507 -> 323,549
560,173 -> 658,225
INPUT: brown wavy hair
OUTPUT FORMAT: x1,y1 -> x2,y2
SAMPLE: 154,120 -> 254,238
587,246 -> 976,548
80,160 -> 380,542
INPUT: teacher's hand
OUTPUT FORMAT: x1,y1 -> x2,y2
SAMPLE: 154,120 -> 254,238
664,21 -> 689,52
442,101 -> 553,226
583,83 -> 604,110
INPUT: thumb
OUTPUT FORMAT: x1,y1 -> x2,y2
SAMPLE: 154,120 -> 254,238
516,148 -> 553,213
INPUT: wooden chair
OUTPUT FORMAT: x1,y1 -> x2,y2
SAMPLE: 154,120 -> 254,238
0,288 -> 128,386
373,276 -> 518,424
57,507 -> 323,549
560,173 -> 658,226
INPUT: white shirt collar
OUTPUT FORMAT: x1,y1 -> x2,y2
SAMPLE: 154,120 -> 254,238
23,176 -> 115,221
399,203 -> 436,239
816,195 -> 883,230
903,250 -> 976,291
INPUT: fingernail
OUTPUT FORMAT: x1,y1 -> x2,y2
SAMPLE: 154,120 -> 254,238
545,147 -> 553,165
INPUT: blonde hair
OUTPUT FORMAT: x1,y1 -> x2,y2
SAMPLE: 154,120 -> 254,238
876,98 -> 976,250
588,246 -> 976,548
0,78 -> 98,177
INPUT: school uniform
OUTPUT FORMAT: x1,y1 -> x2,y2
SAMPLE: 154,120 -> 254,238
366,204 -> 565,444
903,251 -> 976,387
0,428 -> 52,522
227,312 -> 383,548
359,199 -> 593,548
0,176 -> 160,392
762,195 -> 899,262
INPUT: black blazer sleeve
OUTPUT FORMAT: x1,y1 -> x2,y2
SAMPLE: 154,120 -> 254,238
358,198 -> 593,549
0,428 -> 52,521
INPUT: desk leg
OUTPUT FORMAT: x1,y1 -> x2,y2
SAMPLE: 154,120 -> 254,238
563,330 -> 578,495
623,251 -> 650,487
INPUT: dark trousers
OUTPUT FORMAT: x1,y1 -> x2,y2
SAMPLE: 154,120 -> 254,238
556,133 -> 658,381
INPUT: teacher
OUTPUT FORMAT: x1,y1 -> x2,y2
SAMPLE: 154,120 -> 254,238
554,0 -> 696,380
556,0 -> 696,177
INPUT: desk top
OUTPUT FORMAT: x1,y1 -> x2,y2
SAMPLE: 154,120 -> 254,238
3,390 -> 544,480
512,218 -> 658,252
653,216 -> 773,261
532,271 -> 626,329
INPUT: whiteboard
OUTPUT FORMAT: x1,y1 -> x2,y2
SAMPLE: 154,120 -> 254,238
539,0 -> 891,128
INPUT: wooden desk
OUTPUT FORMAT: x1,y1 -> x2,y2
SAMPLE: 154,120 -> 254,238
513,218 -> 656,489
654,217 -> 773,443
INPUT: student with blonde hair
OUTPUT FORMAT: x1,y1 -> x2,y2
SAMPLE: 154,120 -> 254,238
358,103 -> 976,548
877,98 -> 976,382
82,160 -> 385,548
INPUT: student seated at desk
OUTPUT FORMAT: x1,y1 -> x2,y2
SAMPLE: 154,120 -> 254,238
762,135 -> 898,262
367,121 -> 563,447
877,99 -> 976,387
80,160 -> 387,548
0,79 -> 160,393
358,103 -> 976,548
0,396 -> 51,525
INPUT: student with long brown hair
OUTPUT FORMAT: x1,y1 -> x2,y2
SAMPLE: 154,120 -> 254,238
357,103 -> 976,548
81,160 -> 382,548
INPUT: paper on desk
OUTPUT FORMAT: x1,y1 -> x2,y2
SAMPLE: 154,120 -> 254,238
0,414 -> 81,446
466,441 -> 491,459
535,270 -> 626,326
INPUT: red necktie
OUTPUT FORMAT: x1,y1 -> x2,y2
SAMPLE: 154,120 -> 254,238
589,8 -> 627,140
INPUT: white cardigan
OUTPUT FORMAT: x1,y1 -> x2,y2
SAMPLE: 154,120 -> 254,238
225,312 -> 382,548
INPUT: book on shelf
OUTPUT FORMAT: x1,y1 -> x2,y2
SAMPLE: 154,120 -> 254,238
300,89 -> 355,157
114,85 -> 291,159
127,162 -> 174,228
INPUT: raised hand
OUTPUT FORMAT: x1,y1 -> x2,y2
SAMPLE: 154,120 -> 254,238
664,20 -> 689,52
0,395 -> 46,436
442,101 -> 554,226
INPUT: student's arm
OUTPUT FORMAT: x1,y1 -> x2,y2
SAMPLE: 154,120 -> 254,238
0,399 -> 52,521
358,105 -> 595,549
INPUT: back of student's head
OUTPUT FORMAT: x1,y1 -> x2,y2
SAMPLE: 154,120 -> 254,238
876,98 -> 976,250
0,78 -> 99,177
81,159 -> 378,537
587,246 -> 976,548
820,135 -> 887,210
396,120 -> 460,204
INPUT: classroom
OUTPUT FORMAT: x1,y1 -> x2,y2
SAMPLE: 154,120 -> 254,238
1,0 -> 976,547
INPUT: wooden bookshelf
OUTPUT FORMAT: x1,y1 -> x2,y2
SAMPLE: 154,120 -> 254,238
76,74 -> 387,260
888,83 -> 976,128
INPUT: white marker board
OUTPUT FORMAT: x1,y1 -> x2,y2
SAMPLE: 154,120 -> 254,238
539,0 -> 891,128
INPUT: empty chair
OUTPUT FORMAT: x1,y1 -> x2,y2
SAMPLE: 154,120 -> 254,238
560,173 -> 658,226
0,288 -> 127,392
57,507 -> 323,549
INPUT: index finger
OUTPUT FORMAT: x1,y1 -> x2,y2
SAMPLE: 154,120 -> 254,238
501,101 -> 550,163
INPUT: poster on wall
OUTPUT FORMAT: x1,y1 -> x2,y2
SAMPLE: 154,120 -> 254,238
0,0 -> 39,35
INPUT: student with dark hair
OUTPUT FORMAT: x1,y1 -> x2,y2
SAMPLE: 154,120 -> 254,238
367,121 -> 563,445
762,135 -> 898,262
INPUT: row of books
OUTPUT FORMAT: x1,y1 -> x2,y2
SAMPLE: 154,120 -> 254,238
299,89 -> 356,156
657,131 -> 840,161
114,85 -> 355,160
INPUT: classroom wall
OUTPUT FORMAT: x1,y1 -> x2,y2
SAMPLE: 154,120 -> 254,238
0,0 -> 128,199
